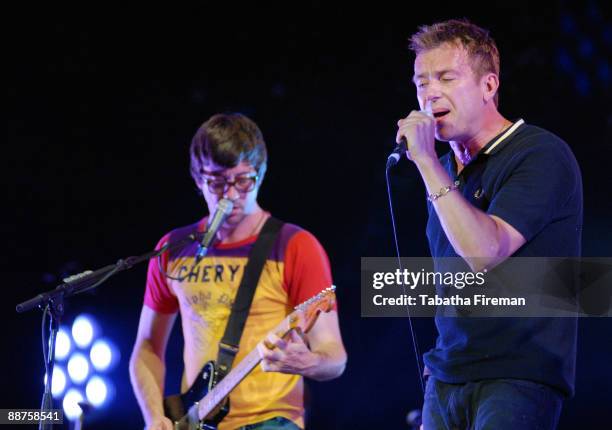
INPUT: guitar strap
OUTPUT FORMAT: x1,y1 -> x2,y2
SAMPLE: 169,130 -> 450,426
216,216 -> 284,374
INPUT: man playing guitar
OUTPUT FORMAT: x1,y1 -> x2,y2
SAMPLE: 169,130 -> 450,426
129,113 -> 347,430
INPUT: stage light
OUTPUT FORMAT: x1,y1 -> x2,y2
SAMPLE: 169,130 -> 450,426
53,313 -> 120,418
85,376 -> 108,407
62,389 -> 84,421
90,339 -> 113,371
67,353 -> 89,384
55,328 -> 71,360
72,315 -> 94,348
44,366 -> 67,398
51,367 -> 67,397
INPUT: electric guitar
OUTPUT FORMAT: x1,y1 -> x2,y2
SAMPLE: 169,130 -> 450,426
163,286 -> 337,430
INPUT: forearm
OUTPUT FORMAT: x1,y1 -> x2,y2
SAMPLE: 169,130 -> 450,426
302,343 -> 347,382
415,157 -> 508,270
129,343 -> 167,424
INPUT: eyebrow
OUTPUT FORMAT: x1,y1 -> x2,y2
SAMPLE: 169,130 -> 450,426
412,69 -> 458,83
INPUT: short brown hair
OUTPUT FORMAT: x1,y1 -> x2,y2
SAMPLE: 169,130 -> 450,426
190,113 -> 268,185
409,19 -> 500,105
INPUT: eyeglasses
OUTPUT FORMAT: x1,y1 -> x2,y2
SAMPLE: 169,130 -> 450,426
201,174 -> 259,195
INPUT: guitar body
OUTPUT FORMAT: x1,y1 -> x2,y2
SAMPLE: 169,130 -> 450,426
164,361 -> 229,430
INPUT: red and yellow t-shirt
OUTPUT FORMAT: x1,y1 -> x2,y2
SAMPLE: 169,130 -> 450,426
144,217 -> 333,429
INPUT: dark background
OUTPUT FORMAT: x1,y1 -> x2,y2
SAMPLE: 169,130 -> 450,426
5,1 -> 612,429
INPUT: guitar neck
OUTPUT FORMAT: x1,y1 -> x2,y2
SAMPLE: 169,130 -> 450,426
194,286 -> 335,422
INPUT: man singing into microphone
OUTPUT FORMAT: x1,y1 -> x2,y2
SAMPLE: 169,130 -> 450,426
396,20 -> 582,429
130,113 -> 346,430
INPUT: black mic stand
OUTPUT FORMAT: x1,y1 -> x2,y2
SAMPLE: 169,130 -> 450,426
39,295 -> 61,430
16,233 -> 203,429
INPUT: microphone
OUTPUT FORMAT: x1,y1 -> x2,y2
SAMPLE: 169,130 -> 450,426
387,137 -> 407,169
195,198 -> 234,264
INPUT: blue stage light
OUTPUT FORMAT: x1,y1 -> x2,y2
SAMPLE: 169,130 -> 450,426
55,328 -> 72,360
90,339 -> 114,371
62,389 -> 84,421
67,353 -> 90,384
51,367 -> 67,398
86,376 -> 109,407
54,313 -> 120,419
44,366 -> 67,398
72,315 -> 95,348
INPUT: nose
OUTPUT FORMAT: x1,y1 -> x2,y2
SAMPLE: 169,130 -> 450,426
420,84 -> 441,108
424,93 -> 441,106
222,183 -> 241,201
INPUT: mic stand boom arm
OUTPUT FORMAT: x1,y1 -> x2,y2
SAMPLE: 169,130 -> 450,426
16,233 -> 201,313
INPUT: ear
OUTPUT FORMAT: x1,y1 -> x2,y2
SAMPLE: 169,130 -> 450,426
481,72 -> 499,104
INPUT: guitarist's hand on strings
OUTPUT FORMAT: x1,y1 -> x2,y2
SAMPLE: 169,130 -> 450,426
257,330 -> 320,377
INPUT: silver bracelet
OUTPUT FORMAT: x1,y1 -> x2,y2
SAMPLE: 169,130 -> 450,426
427,180 -> 460,202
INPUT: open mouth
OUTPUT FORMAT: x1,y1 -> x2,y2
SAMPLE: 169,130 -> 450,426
433,110 -> 450,119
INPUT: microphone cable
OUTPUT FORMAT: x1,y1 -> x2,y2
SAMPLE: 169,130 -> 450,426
385,162 -> 425,395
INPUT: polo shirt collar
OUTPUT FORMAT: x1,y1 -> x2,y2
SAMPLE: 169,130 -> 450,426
481,118 -> 525,155
446,119 -> 526,177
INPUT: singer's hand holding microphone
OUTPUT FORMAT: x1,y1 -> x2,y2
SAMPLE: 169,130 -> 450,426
390,109 -> 436,167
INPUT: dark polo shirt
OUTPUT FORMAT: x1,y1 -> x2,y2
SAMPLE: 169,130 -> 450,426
423,119 -> 583,396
